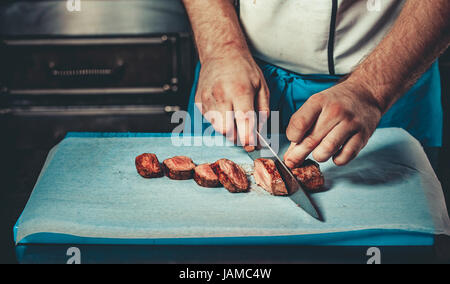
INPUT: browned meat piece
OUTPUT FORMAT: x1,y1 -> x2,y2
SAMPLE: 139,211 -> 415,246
211,159 -> 249,193
135,153 -> 164,178
291,159 -> 325,191
253,158 -> 288,196
162,156 -> 196,180
193,164 -> 220,188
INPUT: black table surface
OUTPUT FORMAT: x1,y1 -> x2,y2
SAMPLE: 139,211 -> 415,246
14,242 -> 450,264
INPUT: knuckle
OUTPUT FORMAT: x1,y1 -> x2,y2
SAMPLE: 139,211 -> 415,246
309,93 -> 324,104
350,117 -> 363,128
290,115 -> 307,132
341,146 -> 359,161
235,110 -> 256,121
250,74 -> 261,88
309,93 -> 320,101
301,136 -> 319,150
286,130 -> 297,143
312,151 -> 329,163
212,83 -> 226,101
340,110 -> 355,121
327,103 -> 344,118
285,156 -> 301,168
321,139 -> 338,154
203,94 -> 214,106
342,144 -> 357,155
200,89 -> 210,101
232,82 -> 252,95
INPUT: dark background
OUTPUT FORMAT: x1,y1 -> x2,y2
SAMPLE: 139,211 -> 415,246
439,50 -> 450,211
0,0 -> 449,264
0,0 -> 197,263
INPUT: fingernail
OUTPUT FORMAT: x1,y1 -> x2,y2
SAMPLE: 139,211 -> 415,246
244,145 -> 255,152
285,160 -> 293,168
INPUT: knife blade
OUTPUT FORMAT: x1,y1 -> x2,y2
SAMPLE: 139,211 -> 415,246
247,131 -> 323,221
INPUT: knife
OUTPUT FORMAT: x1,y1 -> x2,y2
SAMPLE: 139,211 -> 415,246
247,131 -> 323,221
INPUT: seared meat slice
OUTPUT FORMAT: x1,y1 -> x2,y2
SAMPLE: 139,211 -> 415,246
194,164 -> 220,188
253,158 -> 288,196
291,159 -> 325,191
135,153 -> 164,178
162,156 -> 196,180
211,159 -> 249,193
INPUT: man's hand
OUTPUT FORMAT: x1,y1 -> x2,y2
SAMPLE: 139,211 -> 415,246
183,0 -> 269,148
284,81 -> 382,168
195,50 -> 269,147
285,0 -> 449,168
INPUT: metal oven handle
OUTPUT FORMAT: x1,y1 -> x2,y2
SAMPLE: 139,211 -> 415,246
48,60 -> 125,79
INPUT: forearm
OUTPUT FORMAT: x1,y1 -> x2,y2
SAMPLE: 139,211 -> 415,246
182,0 -> 251,63
182,0 -> 270,147
347,0 -> 450,113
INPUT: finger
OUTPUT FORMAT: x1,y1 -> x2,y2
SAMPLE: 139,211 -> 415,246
203,85 -> 236,140
312,122 -> 356,163
235,111 -> 257,147
286,98 -> 322,143
213,103 -> 234,136
233,93 -> 257,147
194,99 -> 206,115
195,89 -> 213,115
231,123 -> 239,145
221,118 -> 239,145
284,110 -> 341,168
283,142 -> 298,162
333,133 -> 366,166
222,109 -> 237,143
284,142 -> 313,169
256,80 -> 270,131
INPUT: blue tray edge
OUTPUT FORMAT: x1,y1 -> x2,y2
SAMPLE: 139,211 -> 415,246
15,229 -> 434,247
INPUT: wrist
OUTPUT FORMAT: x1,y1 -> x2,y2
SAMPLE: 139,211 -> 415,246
199,40 -> 252,64
344,73 -> 392,114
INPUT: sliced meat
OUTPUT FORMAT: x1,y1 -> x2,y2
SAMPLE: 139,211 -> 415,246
193,164 -> 220,188
253,158 -> 288,196
291,159 -> 325,191
135,153 -> 164,178
162,156 -> 196,180
211,159 -> 249,193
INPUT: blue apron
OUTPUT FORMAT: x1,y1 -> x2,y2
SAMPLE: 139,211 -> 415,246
186,60 -> 443,147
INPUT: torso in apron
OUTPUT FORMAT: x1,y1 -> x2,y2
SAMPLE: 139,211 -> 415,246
239,0 -> 406,75
186,0 -> 442,149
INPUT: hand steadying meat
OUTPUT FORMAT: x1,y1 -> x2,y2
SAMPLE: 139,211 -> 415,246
284,81 -> 382,168
284,0 -> 449,168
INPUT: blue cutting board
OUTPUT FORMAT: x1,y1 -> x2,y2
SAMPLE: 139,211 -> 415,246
14,129 -> 450,246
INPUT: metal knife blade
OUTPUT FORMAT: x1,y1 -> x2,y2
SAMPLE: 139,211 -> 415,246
248,131 -> 323,221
